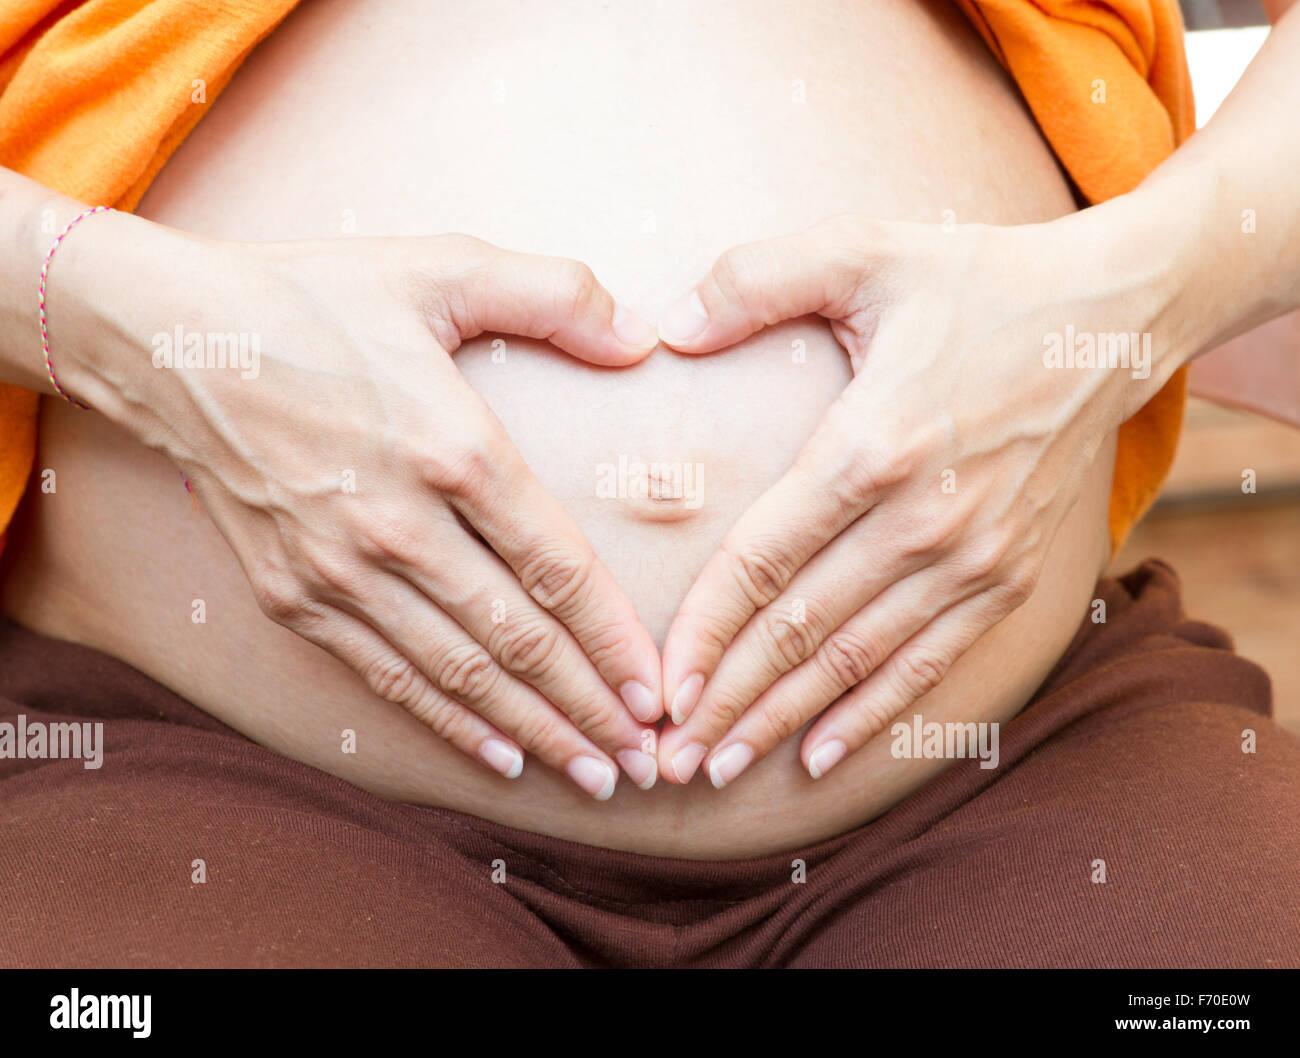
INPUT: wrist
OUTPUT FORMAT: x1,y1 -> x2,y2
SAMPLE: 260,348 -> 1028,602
1044,174 -> 1215,422
0,179 -> 107,394
47,210 -> 197,428
1093,152 -> 1300,408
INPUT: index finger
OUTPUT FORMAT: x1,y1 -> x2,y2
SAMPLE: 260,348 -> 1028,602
659,406 -> 890,732
445,432 -> 666,725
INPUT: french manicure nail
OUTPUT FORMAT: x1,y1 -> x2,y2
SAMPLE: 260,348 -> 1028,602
479,738 -> 524,779
670,672 -> 704,725
567,755 -> 617,800
671,741 -> 708,784
808,739 -> 848,780
616,748 -> 658,790
620,680 -> 660,723
658,291 -> 708,345
708,742 -> 755,789
612,303 -> 658,348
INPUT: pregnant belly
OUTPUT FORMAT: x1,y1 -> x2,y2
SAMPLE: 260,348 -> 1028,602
0,0 -> 1115,857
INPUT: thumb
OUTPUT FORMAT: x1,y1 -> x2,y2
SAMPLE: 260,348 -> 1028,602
432,235 -> 658,366
657,217 -> 881,354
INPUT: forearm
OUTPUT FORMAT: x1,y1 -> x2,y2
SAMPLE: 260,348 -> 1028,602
1144,3 -> 1300,348
1075,5 -> 1300,417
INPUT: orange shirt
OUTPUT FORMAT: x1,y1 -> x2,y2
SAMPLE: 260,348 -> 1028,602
0,0 -> 1194,556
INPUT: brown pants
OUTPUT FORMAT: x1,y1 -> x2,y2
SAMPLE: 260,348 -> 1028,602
1,559 -> 1297,968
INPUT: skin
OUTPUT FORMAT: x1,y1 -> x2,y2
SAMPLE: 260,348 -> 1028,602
0,0 -> 1293,854
655,0 -> 1300,788
1,178 -> 667,799
2,0 -> 1114,858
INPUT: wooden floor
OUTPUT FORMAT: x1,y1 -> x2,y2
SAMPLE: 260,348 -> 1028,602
1108,402 -> 1300,732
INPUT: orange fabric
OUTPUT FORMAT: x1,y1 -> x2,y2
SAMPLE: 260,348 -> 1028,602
0,0 -> 299,553
956,0 -> 1196,552
1,0 -> 1194,557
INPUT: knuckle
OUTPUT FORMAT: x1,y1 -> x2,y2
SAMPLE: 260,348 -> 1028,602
408,235 -> 499,341
300,545 -> 364,600
352,507 -> 422,565
825,238 -> 873,288
961,536 -> 1009,584
722,541 -> 791,609
510,709 -> 568,760
409,258 -> 477,337
893,650 -> 947,700
566,611 -> 628,672
703,683 -> 752,730
409,695 -> 469,744
553,258 -> 599,318
711,244 -> 767,317
852,695 -> 898,743
822,416 -> 904,510
996,561 -> 1038,610
564,697 -> 622,746
361,651 -> 424,705
251,573 -> 314,626
668,609 -> 733,662
903,514 -> 964,561
816,216 -> 881,313
494,619 -> 565,681
412,431 -> 498,498
837,453 -> 884,510
818,628 -> 882,690
713,244 -> 754,288
519,548 -> 594,613
757,610 -> 820,669
432,643 -> 498,702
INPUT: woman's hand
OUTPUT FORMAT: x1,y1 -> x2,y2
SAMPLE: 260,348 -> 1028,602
653,213 -> 1170,787
649,0 -> 1300,790
62,221 -> 665,798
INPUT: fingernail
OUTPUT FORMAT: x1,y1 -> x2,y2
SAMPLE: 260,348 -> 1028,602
612,303 -> 658,348
808,739 -> 848,779
567,755 -> 617,800
479,738 -> 524,779
620,680 -> 660,723
708,742 -> 754,789
671,741 -> 708,784
616,748 -> 658,790
658,291 -> 708,345
670,672 -> 704,725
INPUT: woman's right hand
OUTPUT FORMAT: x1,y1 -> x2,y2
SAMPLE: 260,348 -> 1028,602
56,219 -> 664,798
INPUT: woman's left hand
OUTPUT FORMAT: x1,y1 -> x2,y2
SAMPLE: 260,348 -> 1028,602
653,212 -> 1171,787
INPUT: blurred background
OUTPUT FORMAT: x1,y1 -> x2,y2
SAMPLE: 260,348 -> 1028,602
1108,0 -> 1299,730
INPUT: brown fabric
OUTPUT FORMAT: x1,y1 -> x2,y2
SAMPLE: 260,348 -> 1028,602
1,559 -> 1297,968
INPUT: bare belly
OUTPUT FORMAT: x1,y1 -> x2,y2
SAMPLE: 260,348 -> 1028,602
0,0 -> 1115,857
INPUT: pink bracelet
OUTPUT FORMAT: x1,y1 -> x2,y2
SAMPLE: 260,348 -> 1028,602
38,205 -> 199,508
38,205 -> 115,409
